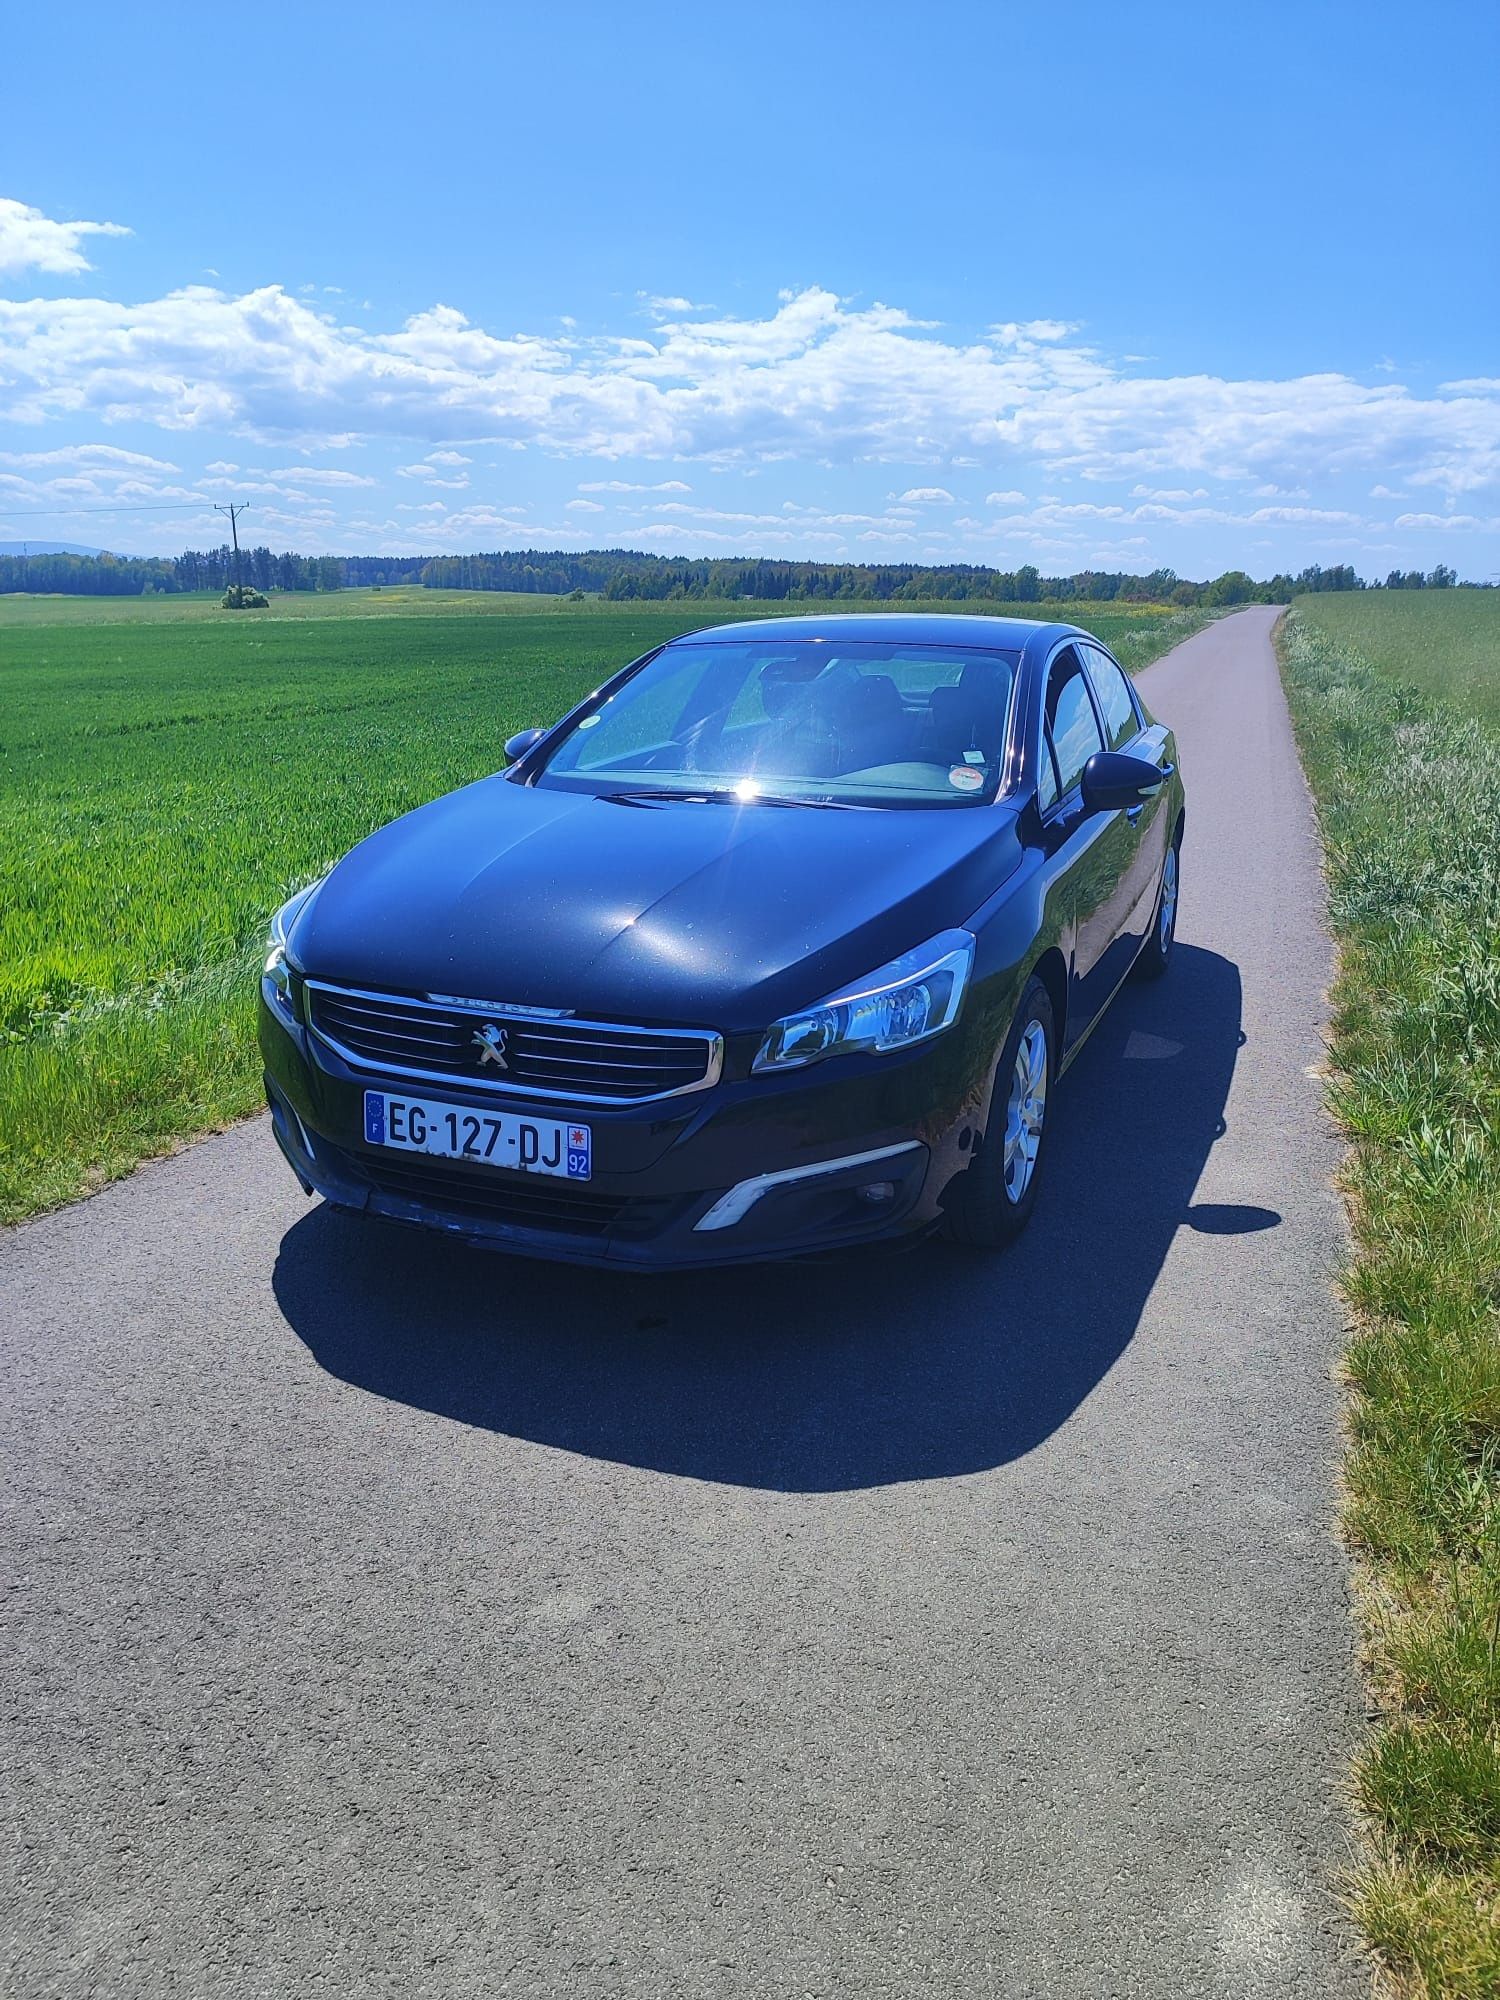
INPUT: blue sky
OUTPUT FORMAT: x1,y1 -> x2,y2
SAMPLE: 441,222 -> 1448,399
2,0 -> 1496,578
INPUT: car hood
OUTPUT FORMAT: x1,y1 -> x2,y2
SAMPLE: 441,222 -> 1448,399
291,774 -> 1023,1031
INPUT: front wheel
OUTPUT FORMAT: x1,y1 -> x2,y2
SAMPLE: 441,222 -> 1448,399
1133,833 -> 1181,981
943,976 -> 1054,1249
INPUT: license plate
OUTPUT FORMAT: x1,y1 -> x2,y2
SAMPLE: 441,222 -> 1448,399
363,1090 -> 591,1179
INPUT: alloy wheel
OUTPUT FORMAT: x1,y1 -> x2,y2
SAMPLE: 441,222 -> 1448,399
1159,844 -> 1179,950
1002,1019 -> 1048,1204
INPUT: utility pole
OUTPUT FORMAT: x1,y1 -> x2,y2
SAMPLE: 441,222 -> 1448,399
214,502 -> 248,601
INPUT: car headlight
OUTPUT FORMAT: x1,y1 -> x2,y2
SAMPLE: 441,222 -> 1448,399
753,928 -> 975,1073
263,881 -> 322,1024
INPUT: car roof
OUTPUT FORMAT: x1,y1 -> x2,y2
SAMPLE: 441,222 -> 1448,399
673,612 -> 1082,654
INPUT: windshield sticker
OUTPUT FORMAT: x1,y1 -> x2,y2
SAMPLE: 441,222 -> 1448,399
962,750 -> 986,765
948,765 -> 985,793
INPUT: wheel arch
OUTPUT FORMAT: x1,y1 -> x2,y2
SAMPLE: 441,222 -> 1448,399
1029,945 -> 1068,1053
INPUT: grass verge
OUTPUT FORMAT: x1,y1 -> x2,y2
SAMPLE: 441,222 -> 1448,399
1278,605 -> 1500,1994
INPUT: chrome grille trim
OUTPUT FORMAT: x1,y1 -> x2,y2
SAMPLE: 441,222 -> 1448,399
304,978 -> 724,1105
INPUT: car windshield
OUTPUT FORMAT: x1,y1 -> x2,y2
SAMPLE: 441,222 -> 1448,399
526,637 -> 1020,808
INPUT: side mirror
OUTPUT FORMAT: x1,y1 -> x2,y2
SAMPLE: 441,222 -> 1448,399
504,726 -> 547,765
1080,750 -> 1173,816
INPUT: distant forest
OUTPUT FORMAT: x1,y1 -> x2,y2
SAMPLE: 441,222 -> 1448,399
0,543 -> 1467,603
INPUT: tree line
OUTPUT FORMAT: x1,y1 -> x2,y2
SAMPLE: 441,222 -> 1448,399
0,544 -> 1478,603
0,545 -> 427,597
412,551 -> 1382,604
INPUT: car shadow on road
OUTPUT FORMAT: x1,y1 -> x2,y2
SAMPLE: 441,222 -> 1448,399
274,943 -> 1257,1491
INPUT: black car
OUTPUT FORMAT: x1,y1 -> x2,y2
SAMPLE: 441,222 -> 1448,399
260,614 -> 1182,1267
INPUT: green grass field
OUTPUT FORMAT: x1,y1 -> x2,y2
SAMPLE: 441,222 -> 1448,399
1295,588 -> 1500,729
1280,588 -> 1500,1997
0,589 -> 1209,1222
0,586 -> 655,627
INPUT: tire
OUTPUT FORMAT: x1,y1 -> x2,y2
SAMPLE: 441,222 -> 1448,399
1133,829 -> 1181,982
943,975 -> 1055,1249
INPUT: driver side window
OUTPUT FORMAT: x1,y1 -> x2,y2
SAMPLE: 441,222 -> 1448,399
1041,647 -> 1106,804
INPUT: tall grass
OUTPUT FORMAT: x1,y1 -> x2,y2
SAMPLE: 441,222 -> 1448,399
1279,605 -> 1500,1995
0,594 -> 1211,1222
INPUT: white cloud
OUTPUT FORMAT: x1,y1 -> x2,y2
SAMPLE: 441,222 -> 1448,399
1247,504 -> 1361,525
3,278 -> 1492,501
395,459 -> 467,488
1393,510 -> 1498,532
0,196 -> 130,277
0,442 -> 177,473
578,478 -> 692,493
261,465 -> 375,487
989,319 -> 1080,345
2,263 -> 1498,575
639,293 -> 713,317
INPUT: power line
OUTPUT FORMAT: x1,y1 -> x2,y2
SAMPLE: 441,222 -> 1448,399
0,501 -> 213,518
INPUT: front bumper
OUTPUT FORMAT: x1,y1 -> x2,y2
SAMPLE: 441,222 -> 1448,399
259,985 -> 990,1269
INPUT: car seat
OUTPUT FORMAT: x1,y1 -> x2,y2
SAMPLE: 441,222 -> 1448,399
828,672 -> 911,771
922,662 -> 1008,768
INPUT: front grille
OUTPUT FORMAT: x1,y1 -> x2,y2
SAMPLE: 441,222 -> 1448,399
305,981 -> 721,1103
350,1149 -> 630,1236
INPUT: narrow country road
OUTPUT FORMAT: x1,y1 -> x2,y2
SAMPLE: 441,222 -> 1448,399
2,606 -> 1364,1997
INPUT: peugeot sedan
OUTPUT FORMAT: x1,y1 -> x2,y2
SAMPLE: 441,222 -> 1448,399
259,614 -> 1183,1266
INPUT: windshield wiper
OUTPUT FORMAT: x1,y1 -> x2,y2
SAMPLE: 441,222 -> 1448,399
741,794 -> 872,811
602,787 -> 869,811
602,788 -> 736,806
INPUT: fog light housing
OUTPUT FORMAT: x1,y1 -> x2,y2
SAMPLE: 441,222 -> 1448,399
858,1180 -> 896,1204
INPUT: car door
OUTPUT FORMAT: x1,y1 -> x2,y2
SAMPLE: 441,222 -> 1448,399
1082,642 -> 1166,967
1036,643 -> 1141,1052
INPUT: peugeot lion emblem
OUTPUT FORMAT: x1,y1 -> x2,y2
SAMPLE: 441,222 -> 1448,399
472,1022 -> 509,1070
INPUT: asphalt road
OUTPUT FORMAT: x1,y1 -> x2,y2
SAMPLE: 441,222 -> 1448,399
3,605 -> 1365,1998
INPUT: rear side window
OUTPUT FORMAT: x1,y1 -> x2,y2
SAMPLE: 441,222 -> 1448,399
1086,645 -> 1140,751
1043,648 -> 1106,800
